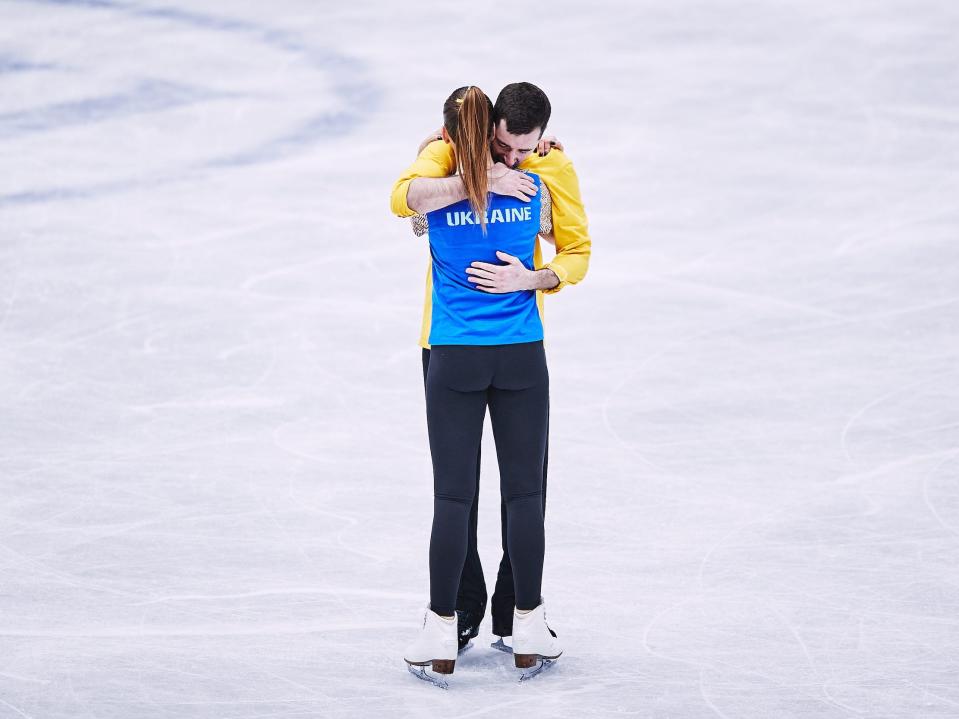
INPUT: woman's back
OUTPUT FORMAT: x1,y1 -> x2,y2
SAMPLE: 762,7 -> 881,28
426,174 -> 543,346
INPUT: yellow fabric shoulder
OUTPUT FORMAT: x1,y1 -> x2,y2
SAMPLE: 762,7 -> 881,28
390,141 -> 456,217
391,141 -> 590,348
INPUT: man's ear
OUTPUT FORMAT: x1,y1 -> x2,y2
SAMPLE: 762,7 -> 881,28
441,126 -> 452,144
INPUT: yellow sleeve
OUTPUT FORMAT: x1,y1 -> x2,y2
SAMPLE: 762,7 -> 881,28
390,141 -> 457,217
523,151 -> 591,294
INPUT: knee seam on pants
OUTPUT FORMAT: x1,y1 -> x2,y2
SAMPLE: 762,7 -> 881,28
504,490 -> 542,504
434,494 -> 472,506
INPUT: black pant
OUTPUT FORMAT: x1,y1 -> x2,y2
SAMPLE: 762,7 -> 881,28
423,342 -> 549,622
421,349 -> 550,635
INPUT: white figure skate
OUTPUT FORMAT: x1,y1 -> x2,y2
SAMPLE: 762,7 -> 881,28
404,606 -> 458,689
511,600 -> 562,682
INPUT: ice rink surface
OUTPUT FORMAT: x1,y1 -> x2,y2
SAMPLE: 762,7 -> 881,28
2,0 -> 958,716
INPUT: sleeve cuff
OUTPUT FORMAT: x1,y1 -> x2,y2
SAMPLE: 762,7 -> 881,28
540,262 -> 568,294
390,180 -> 416,217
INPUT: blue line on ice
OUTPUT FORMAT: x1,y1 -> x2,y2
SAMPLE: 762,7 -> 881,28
0,54 -> 59,74
1,0 -> 381,206
0,79 -> 230,139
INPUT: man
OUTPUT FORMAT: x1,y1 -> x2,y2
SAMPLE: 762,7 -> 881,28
391,82 -> 590,650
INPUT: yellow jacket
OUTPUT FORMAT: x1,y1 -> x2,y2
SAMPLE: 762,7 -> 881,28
391,141 -> 591,348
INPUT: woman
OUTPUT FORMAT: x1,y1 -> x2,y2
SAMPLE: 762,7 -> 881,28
403,86 -> 562,685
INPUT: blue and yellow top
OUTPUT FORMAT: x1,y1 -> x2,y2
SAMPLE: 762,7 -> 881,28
392,140 -> 591,349
426,174 -> 544,346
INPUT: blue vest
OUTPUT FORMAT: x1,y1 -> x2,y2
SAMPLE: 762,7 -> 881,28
427,174 -> 544,345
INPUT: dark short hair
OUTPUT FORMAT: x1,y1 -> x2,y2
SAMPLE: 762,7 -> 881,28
493,82 -> 551,137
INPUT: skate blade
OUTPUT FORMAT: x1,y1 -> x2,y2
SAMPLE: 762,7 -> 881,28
406,663 -> 449,690
490,637 -> 512,654
518,657 -> 557,682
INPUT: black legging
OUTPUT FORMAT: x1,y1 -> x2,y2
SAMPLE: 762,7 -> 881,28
421,351 -> 548,636
425,341 -> 549,616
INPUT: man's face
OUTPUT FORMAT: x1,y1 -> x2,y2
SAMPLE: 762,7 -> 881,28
490,120 -> 542,168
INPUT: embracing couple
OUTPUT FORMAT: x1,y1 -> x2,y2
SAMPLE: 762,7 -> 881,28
389,82 -> 590,686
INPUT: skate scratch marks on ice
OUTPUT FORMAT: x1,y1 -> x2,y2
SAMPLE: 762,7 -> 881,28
132,586 -> 422,605
0,697 -> 35,719
921,451 -> 959,536
699,668 -> 735,719
839,371 -> 957,464
0,621 -> 406,638
641,272 -> 842,320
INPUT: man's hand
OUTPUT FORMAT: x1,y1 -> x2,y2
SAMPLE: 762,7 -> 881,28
489,163 -> 537,202
466,251 -> 560,293
536,135 -> 564,156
